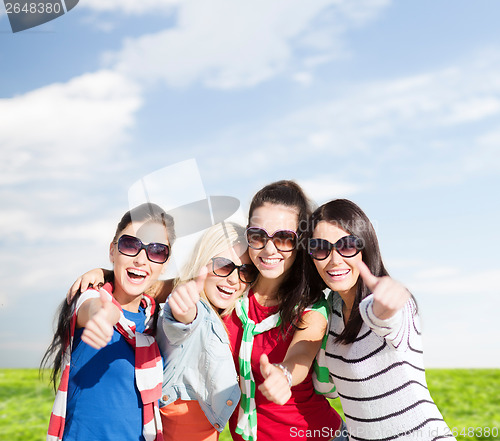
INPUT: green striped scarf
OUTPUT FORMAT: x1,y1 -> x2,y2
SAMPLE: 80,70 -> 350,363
312,290 -> 338,398
234,292 -> 333,440
234,293 -> 281,441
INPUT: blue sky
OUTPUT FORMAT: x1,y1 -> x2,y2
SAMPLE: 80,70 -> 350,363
1,0 -> 499,369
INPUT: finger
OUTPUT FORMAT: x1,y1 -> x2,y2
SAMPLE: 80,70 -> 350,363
82,320 -> 112,349
170,292 -> 190,314
195,266 -> 208,293
184,281 -> 201,304
99,286 -> 111,305
167,296 -> 181,316
356,260 -> 379,292
91,313 -> 114,337
258,379 -> 290,405
82,330 -> 108,349
82,330 -> 109,349
81,275 -> 93,293
260,353 -> 272,379
67,278 -> 82,304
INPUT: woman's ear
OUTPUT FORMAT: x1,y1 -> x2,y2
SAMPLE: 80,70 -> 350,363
109,242 -> 115,264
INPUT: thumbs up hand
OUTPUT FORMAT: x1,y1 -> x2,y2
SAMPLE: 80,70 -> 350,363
168,266 -> 208,324
258,354 -> 292,405
81,287 -> 120,349
356,260 -> 410,320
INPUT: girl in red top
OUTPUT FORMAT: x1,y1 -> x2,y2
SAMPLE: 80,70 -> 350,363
224,180 -> 344,441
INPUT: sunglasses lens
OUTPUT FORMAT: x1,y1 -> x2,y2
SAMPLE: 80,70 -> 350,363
239,264 -> 259,283
272,230 -> 297,251
337,236 -> 361,257
246,228 -> 267,250
147,243 -> 169,263
309,239 -> 331,260
118,235 -> 141,256
212,257 -> 235,277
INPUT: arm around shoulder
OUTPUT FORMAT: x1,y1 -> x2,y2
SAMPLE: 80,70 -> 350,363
258,309 -> 327,405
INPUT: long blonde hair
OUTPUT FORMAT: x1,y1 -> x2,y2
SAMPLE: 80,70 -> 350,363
175,221 -> 248,318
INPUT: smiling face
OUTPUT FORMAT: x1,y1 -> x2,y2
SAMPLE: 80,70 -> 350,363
204,244 -> 252,311
110,221 -> 169,305
248,202 -> 298,283
312,220 -> 362,301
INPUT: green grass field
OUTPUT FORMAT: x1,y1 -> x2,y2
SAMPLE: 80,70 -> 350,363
1,369 -> 498,441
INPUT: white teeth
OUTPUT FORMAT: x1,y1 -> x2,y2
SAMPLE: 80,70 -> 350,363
218,286 -> 236,295
261,258 -> 281,264
328,269 -> 350,276
128,269 -> 147,277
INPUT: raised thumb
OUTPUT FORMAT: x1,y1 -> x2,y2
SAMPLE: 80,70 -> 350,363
355,260 -> 379,292
260,353 -> 272,379
99,286 -> 111,306
195,266 -> 208,293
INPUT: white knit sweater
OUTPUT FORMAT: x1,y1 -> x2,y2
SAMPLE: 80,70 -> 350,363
324,292 -> 455,441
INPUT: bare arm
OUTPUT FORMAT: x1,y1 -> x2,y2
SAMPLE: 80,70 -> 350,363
258,310 -> 327,405
67,268 -> 112,303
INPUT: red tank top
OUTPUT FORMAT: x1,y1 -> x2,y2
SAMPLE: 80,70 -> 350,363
224,290 -> 342,441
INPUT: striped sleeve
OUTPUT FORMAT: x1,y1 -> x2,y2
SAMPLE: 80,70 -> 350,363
359,294 -> 418,351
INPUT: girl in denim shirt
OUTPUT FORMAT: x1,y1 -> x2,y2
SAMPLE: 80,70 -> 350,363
156,222 -> 258,441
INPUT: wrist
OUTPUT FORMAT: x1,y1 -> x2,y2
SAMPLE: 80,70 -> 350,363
273,363 -> 292,388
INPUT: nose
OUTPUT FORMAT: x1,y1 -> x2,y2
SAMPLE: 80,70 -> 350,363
226,269 -> 239,285
263,238 -> 278,254
133,249 -> 148,265
330,249 -> 344,265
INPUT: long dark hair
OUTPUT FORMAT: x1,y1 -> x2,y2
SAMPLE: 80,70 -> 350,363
308,199 -> 389,344
40,202 -> 175,390
249,180 -> 320,329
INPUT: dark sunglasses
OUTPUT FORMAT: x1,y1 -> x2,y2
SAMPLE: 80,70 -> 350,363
211,257 -> 259,284
245,227 -> 298,252
308,235 -> 364,260
117,234 -> 170,264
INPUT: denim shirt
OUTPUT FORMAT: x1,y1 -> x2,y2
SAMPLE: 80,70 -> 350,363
156,299 -> 241,432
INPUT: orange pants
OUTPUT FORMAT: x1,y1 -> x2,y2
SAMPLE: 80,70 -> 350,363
160,399 -> 219,441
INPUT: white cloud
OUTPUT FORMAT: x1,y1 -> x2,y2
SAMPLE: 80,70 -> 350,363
109,0 -> 391,89
299,176 -> 362,204
80,0 -> 180,14
292,72 -> 314,86
0,69 -> 142,185
407,267 -> 500,297
442,97 -> 500,125
167,49 -> 500,190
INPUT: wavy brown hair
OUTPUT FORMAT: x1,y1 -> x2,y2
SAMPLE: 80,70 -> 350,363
248,180 -> 321,330
308,199 -> 389,344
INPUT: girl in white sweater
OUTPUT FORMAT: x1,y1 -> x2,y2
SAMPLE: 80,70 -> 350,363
307,199 -> 455,441
261,198 -> 456,441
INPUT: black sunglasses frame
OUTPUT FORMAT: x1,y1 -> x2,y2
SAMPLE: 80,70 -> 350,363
211,257 -> 258,284
308,235 -> 364,260
117,234 -> 170,264
245,227 -> 298,252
